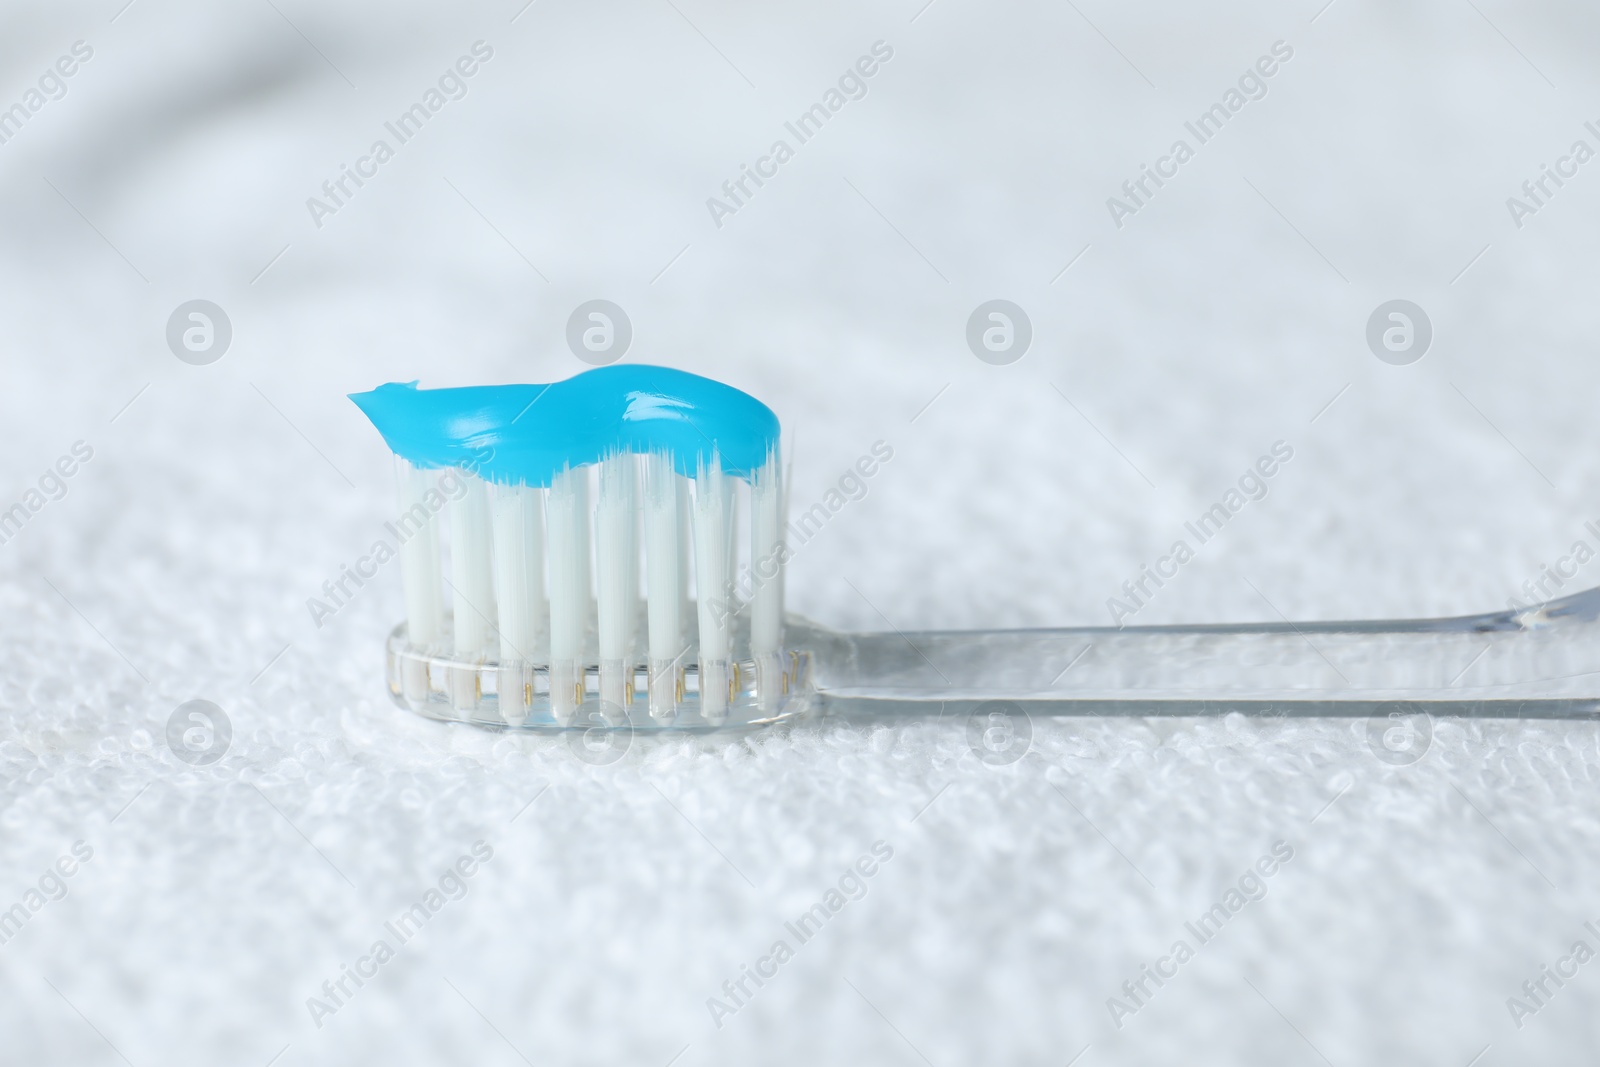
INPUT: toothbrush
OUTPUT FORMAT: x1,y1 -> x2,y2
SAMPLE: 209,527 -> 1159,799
351,367 -> 1600,730
351,367 -> 785,728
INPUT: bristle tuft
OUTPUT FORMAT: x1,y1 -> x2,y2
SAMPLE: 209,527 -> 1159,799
395,440 -> 786,724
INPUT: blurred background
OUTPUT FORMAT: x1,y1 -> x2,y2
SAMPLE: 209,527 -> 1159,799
3,0 -> 1600,1063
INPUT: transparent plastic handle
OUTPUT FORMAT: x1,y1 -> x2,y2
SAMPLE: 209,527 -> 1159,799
796,587 -> 1600,719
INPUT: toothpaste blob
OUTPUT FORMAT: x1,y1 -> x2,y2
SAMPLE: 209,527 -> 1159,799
348,364 -> 780,484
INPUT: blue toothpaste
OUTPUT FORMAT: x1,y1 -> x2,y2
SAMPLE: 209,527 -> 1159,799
348,364 -> 780,483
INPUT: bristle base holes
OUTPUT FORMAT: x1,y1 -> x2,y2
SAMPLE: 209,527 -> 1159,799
599,658 -> 628,710
754,651 -> 785,712
699,659 -> 730,723
448,661 -> 482,713
549,660 -> 580,725
399,655 -> 429,704
497,662 -> 531,727
384,620 -> 814,731
646,657 -> 682,721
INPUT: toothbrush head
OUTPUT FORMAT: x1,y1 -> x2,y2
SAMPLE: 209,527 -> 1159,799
350,365 -> 812,731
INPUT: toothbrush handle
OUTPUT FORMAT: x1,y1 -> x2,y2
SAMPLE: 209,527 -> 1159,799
793,591 -> 1600,716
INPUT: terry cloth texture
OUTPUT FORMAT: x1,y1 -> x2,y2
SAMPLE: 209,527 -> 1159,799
3,1 -> 1600,1063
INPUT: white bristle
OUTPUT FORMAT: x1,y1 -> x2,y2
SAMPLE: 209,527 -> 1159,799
750,453 -> 784,709
596,454 -> 637,712
395,458 -> 443,650
447,470 -> 496,710
395,458 -> 443,704
692,460 -> 734,722
677,477 -> 692,650
546,466 -> 588,724
624,475 -> 641,695
644,453 -> 686,719
576,468 -> 593,637
449,472 -> 496,653
492,482 -> 544,725
393,432 -> 786,725
723,480 -> 738,595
